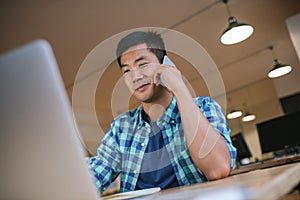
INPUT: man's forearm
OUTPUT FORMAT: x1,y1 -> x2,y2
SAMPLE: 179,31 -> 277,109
174,87 -> 231,180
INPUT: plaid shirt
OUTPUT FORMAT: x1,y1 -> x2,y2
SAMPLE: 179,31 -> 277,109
88,96 -> 236,193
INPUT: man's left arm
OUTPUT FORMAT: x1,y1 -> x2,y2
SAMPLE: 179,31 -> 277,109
157,64 -> 236,180
174,87 -> 234,180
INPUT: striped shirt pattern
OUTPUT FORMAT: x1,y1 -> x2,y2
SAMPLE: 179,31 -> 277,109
88,96 -> 237,193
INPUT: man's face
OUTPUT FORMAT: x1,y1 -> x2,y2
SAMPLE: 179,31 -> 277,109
120,43 -> 164,103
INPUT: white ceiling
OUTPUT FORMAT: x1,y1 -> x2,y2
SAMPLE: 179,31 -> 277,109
1,0 -> 300,127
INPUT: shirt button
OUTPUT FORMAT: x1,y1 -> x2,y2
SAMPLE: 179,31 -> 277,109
171,120 -> 175,124
133,170 -> 137,174
141,143 -> 145,147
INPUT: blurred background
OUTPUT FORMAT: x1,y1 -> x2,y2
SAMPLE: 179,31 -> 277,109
1,0 -> 300,163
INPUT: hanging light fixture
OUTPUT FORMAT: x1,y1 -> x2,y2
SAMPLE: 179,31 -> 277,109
241,103 -> 256,122
227,109 -> 243,119
267,46 -> 292,78
220,0 -> 254,45
226,98 -> 242,119
242,112 -> 256,122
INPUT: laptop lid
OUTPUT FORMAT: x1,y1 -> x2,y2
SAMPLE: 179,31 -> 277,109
0,40 -> 101,200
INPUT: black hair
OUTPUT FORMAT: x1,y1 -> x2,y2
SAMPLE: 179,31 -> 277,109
116,31 -> 167,67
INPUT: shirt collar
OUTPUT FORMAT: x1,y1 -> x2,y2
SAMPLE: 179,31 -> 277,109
159,96 -> 181,125
135,96 -> 181,126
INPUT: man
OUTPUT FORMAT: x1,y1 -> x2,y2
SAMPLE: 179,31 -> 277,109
88,31 -> 236,193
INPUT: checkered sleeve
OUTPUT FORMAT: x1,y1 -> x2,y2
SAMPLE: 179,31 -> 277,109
88,120 -> 122,193
195,96 -> 237,171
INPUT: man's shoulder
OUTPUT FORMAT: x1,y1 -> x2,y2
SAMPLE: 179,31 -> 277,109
106,108 -> 142,142
193,96 -> 213,104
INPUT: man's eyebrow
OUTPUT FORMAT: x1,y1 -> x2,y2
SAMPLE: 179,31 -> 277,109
120,63 -> 127,68
135,56 -> 146,63
120,56 -> 147,68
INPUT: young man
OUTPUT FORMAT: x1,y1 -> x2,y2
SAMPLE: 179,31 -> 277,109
88,31 -> 236,193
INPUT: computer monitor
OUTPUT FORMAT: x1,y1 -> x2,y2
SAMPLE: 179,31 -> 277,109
0,39 -> 101,200
231,132 -> 252,163
256,111 -> 300,155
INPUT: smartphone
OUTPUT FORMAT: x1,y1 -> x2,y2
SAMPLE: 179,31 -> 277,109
161,55 -> 175,87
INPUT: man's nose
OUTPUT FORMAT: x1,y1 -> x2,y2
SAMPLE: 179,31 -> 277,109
131,68 -> 143,82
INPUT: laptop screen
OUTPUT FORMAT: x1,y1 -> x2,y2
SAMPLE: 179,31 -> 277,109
0,40 -> 101,200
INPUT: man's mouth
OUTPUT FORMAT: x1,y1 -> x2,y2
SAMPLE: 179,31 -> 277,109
133,79 -> 151,91
135,83 -> 150,91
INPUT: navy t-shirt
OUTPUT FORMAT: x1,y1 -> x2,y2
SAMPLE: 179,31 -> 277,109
136,121 -> 179,190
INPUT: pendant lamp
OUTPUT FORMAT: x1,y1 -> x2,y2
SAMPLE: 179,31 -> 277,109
220,0 -> 254,45
242,112 -> 256,122
227,109 -> 243,119
226,98 -> 242,119
267,46 -> 292,78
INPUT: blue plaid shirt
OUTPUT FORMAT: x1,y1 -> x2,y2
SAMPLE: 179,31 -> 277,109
88,96 -> 236,193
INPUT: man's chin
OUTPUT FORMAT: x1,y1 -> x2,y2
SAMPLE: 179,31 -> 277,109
132,92 -> 150,103
134,95 -> 149,103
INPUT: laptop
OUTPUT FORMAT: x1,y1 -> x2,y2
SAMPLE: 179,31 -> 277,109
0,40 -> 101,200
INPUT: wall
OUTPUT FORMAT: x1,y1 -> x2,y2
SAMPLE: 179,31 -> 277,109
272,12 -> 300,99
286,12 -> 300,63
227,79 -> 284,160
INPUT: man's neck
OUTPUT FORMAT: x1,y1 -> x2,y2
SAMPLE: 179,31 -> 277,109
141,91 -> 174,122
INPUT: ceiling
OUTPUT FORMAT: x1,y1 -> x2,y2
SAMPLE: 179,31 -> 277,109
1,0 -> 300,133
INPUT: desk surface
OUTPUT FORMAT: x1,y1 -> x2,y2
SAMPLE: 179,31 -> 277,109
231,154 -> 300,175
138,162 -> 300,200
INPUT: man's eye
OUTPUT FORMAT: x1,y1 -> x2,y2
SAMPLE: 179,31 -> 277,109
123,69 -> 130,74
139,63 -> 148,68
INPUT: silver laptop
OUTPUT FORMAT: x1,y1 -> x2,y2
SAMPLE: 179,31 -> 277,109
0,40 -> 101,200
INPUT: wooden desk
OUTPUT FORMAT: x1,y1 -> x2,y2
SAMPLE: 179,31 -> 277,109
139,162 -> 300,200
231,154 -> 300,175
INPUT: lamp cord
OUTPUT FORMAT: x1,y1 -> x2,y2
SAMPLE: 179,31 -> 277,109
223,0 -> 232,17
269,46 -> 277,60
